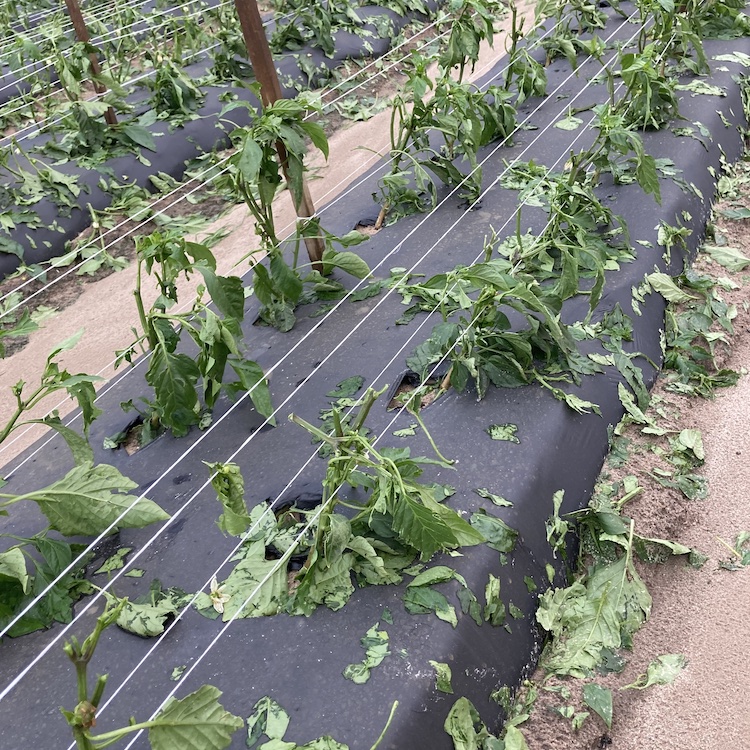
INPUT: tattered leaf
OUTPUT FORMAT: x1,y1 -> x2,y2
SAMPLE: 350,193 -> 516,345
470,511 -> 518,553
582,683 -> 612,728
27,463 -> 168,537
623,653 -> 687,690
486,423 -> 520,443
205,461 -> 251,536
429,660 -> 454,694
149,685 -> 244,750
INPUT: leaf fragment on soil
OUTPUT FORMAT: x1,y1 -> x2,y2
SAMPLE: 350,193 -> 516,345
343,623 -> 390,684
582,683 -> 613,728
93,547 -> 133,575
623,653 -> 687,690
486,423 -> 520,443
429,660 -> 454,694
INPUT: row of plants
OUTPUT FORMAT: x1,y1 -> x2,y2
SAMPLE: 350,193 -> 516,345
2,0 -> 749,745
54,244 -> 747,749
494,235 -> 748,744
0,0 -> 515,638
0,0 -> 712,653
0,0 -> 445,274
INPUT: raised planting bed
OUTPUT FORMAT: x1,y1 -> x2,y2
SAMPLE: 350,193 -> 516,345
1,1 -> 749,748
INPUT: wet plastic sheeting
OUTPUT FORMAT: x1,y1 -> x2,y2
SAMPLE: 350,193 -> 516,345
1,10 -> 749,750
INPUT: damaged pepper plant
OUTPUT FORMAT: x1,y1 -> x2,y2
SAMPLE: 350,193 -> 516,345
221,91 -> 372,331
116,230 -> 274,439
0,328 -> 169,637
62,598 -> 243,750
401,244 -> 601,413
118,232 -> 273,436
200,387 -> 485,620
375,0 -> 516,227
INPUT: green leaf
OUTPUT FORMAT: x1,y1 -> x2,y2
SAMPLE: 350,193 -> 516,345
582,683 -> 612,729
714,52 -> 750,65
197,267 -> 245,321
0,548 -> 30,594
63,376 -> 102,435
623,653 -> 687,690
503,725 -> 529,750
646,273 -> 696,303
149,685 -> 244,750
114,581 -> 188,637
238,137 -> 263,183
342,623 -> 390,684
408,565 -> 457,588
675,80 -> 725,97
716,206 -> 750,220
289,549 -> 354,615
326,376 -> 365,398
0,537 -> 89,637
300,119 -> 329,159
702,245 -> 750,271
93,547 -> 132,575
676,428 -> 704,461
270,253 -> 303,302
391,494 -> 458,560
246,696 -> 290,747
537,551 -> 652,677
470,511 -> 518,553
229,358 -> 275,424
419,495 -> 485,549
26,462 -> 169,536
486,423 -> 520,443
444,697 -> 498,750
457,585 -> 483,626
206,462 -> 251,536
554,114 -> 583,130
122,124 -> 157,151
474,488 -> 512,507
147,344 -> 201,437
213,541 -> 288,620
30,417 -> 93,465
617,383 -> 649,425
429,660 -> 454,693
403,586 -> 457,627
321,249 -> 371,279
484,574 -> 506,627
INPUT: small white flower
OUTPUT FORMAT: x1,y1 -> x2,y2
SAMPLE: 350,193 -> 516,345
209,575 -> 231,614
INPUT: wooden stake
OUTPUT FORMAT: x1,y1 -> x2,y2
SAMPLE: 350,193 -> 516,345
233,0 -> 325,266
63,0 -> 117,126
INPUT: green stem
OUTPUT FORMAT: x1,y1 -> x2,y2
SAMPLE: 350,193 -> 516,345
369,700 -> 399,750
408,407 -> 455,466
351,387 -> 388,434
134,259 -> 155,351
72,727 -> 96,750
86,719 -> 161,744
289,413 -> 341,449
505,3 -> 519,91
716,536 -> 743,560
